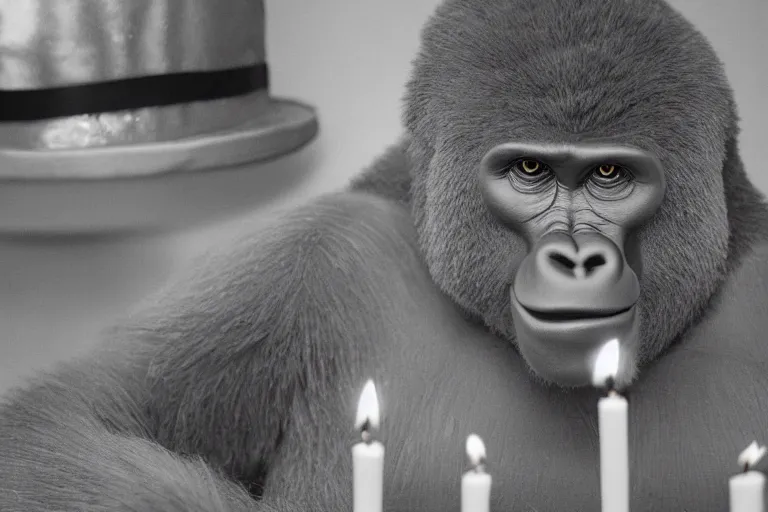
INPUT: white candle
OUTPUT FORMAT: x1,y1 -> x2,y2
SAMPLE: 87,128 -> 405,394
730,441 -> 766,512
353,379 -> 384,512
592,339 -> 630,512
462,434 -> 492,512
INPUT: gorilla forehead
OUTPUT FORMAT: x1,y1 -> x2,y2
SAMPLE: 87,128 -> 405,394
406,0 -> 733,151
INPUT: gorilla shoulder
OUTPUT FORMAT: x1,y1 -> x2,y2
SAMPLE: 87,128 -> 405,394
678,239 -> 768,358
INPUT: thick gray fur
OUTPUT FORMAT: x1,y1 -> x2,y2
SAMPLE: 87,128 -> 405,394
3,0 -> 768,510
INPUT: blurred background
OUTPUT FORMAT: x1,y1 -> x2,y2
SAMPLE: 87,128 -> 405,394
0,0 -> 766,394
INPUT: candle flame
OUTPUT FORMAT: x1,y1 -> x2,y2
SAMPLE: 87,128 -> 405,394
737,441 -> 767,469
354,379 -> 380,431
466,433 -> 486,466
591,338 -> 620,388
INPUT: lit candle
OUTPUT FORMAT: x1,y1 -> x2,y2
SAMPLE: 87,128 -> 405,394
730,441 -> 766,512
353,379 -> 384,512
462,434 -> 492,512
592,339 -> 630,512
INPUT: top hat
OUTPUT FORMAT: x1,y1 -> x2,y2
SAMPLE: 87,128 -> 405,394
0,0 -> 318,181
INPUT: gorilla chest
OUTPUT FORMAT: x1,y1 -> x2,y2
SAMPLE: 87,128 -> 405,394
375,321 -> 768,512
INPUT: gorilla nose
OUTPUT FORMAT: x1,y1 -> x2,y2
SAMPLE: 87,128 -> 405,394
514,231 -> 639,314
540,234 -> 620,282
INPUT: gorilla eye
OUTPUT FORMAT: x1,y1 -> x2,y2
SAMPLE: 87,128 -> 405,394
586,164 -> 634,200
598,165 -> 617,177
590,164 -> 629,185
506,158 -> 553,193
520,159 -> 543,174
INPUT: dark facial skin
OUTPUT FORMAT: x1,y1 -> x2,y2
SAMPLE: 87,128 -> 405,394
478,142 -> 665,386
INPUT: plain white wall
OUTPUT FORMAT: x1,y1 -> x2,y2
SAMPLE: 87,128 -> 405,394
264,0 -> 767,205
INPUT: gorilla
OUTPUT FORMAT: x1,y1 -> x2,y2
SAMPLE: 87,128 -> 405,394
2,0 -> 768,510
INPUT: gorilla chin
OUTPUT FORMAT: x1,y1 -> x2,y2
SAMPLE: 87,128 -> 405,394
510,286 -> 640,388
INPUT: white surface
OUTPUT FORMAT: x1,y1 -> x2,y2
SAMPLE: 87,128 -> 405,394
353,441 -> 385,512
0,0 -> 766,393
730,471 -> 766,512
461,470 -> 492,512
598,395 -> 630,512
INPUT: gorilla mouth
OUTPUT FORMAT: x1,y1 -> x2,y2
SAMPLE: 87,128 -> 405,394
521,306 -> 634,322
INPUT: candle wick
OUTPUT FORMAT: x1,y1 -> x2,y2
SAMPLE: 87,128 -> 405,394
743,462 -> 751,473
471,457 -> 487,473
603,376 -> 626,398
359,417 -> 376,444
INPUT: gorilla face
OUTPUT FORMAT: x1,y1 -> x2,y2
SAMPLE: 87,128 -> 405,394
478,143 -> 665,386
405,0 -> 735,387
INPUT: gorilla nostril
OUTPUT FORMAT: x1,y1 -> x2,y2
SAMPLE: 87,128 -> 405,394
548,252 -> 577,272
583,254 -> 607,275
545,250 -> 609,279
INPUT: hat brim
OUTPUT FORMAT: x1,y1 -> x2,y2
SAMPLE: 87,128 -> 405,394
0,97 -> 318,181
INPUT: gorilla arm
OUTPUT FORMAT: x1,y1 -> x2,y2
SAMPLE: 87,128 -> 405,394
0,191 -> 426,511
0,367 -> 259,512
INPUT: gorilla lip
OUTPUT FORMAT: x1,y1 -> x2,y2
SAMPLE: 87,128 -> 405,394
510,290 -> 636,330
521,305 -> 634,323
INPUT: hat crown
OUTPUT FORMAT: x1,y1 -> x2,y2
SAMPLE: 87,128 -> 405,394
0,0 -> 265,90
